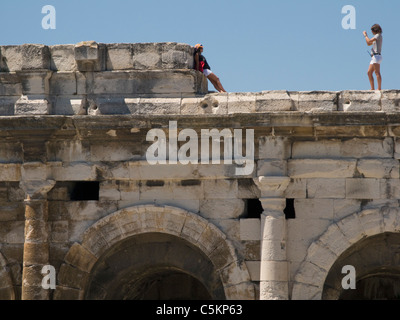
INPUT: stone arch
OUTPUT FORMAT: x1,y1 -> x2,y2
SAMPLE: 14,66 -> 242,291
292,206 -> 400,300
56,204 -> 255,300
0,251 -> 16,300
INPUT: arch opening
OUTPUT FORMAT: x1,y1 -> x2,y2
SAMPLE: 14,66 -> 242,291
85,232 -> 225,300
323,232 -> 400,300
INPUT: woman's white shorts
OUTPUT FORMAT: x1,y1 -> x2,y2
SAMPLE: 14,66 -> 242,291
203,69 -> 213,77
370,55 -> 383,65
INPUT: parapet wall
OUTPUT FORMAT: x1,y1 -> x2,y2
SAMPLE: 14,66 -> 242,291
1,42 -> 400,116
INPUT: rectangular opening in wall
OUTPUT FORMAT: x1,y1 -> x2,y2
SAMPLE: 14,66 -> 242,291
284,199 -> 296,219
243,199 -> 264,219
70,181 -> 100,201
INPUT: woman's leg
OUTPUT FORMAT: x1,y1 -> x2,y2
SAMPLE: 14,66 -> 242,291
373,63 -> 382,90
207,73 -> 226,92
367,64 -> 375,90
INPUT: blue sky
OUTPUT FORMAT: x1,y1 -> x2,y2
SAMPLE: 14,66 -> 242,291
1,0 -> 399,93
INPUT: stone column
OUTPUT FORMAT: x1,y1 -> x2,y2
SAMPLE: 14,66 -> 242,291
20,180 -> 55,300
254,176 -> 290,300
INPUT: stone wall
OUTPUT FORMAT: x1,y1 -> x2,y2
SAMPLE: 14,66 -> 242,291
1,42 -> 400,300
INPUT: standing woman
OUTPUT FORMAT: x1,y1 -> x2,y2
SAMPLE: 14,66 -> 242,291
194,44 -> 226,93
363,24 -> 383,90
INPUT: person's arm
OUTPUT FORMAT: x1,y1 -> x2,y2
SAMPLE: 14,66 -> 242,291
363,31 -> 377,46
194,52 -> 200,71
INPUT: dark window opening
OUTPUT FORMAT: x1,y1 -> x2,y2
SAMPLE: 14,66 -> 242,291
243,199 -> 264,219
146,180 -> 165,187
70,181 -> 99,201
284,199 -> 296,219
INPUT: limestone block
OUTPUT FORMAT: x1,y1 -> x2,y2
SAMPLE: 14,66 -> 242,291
0,44 -> 51,71
47,141 -> 90,162
49,72 -> 77,95
0,142 -> 23,163
67,201 -> 117,222
284,178 -> 307,198
3,221 -> 24,243
92,97 -> 140,115
132,43 -> 162,69
380,179 -> 400,199
0,164 -> 21,181
21,162 -> 49,180
287,159 -> 357,178
381,207 -> 400,233
161,43 -> 194,69
16,70 -> 52,95
306,178 -> 346,199
291,282 -> 321,300
333,199 -> 361,221
99,181 -> 121,201
203,179 -> 238,199
255,90 -> 293,112
292,138 -> 393,159
257,160 -> 287,176
50,221 -> 69,242
139,97 -> 181,114
318,223 -> 351,256
245,261 -> 260,281
58,264 -> 90,290
200,199 -> 244,219
297,91 -> 339,112
294,199 -> 334,219
394,138 -> 400,159
227,92 -> 256,114
240,219 -> 261,240
357,159 -> 399,178
128,162 -> 200,180
0,202 -> 24,221
74,41 -> 105,72
0,97 -> 17,116
305,241 -> 337,271
15,96 -> 51,115
345,178 -> 380,199
181,93 -> 228,115
53,96 -> 85,115
49,45 -> 77,71
293,261 -> 325,287
339,90 -> 381,111
90,142 -> 141,162
380,90 -> 400,112
118,181 -> 140,202
258,136 -> 291,160
106,43 -> 133,70
358,209 -> 384,237
0,73 -> 21,96
51,162 -> 97,181
139,181 -> 204,200
336,213 -> 366,244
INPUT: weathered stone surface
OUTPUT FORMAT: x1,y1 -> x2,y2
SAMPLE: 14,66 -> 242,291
3,43 -> 400,301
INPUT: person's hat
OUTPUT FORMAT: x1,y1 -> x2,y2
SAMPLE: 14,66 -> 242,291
194,44 -> 203,50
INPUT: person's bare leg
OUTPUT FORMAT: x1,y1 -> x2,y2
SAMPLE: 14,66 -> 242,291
367,64 -> 375,90
207,73 -> 226,92
374,63 -> 382,90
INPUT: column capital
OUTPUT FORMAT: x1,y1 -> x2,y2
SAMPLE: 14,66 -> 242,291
20,180 -> 56,200
253,176 -> 290,198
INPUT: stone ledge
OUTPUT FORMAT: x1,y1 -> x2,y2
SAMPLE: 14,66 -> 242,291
1,42 -> 194,72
